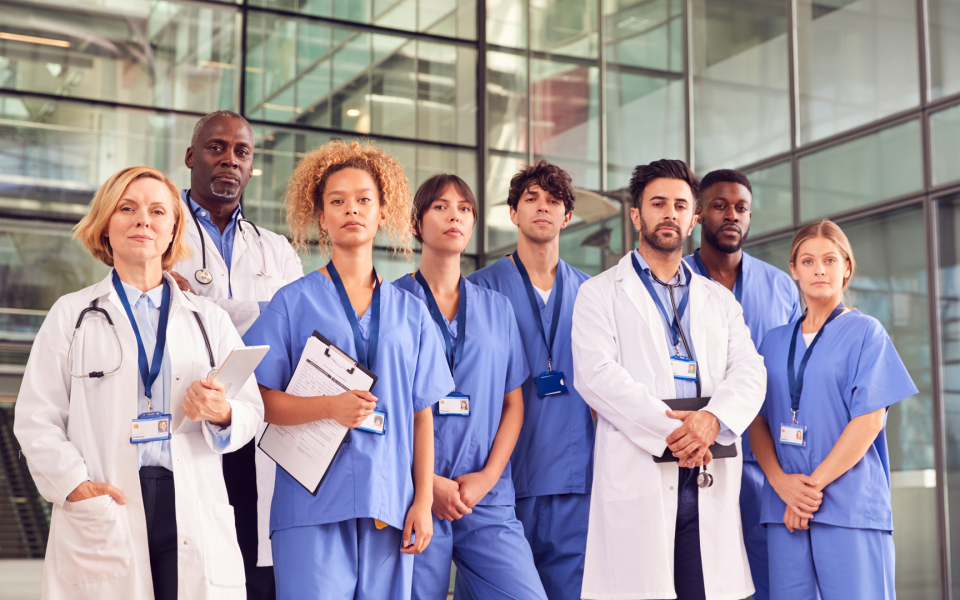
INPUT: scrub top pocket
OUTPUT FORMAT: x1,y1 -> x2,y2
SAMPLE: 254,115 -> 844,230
54,494 -> 133,585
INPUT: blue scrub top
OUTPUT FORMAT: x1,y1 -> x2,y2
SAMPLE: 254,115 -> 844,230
468,256 -> 594,499
393,275 -> 530,506
243,271 -> 454,532
756,310 -> 918,531
685,249 -> 801,461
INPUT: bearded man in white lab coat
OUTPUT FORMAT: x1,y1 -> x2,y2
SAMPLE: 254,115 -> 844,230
170,111 -> 304,600
571,159 -> 766,600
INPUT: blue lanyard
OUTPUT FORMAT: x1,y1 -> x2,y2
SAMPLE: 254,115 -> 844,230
787,304 -> 845,416
414,272 -> 466,381
513,251 -> 564,370
692,248 -> 743,303
111,270 -> 170,401
326,262 -> 380,371
631,252 -> 691,351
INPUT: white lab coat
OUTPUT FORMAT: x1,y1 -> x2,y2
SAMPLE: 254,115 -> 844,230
172,210 -> 304,336
172,211 -> 303,567
571,252 -> 766,600
14,271 -> 264,600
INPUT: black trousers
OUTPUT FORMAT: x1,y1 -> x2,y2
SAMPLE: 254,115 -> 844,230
223,438 -> 277,600
140,466 -> 177,600
673,466 -> 706,600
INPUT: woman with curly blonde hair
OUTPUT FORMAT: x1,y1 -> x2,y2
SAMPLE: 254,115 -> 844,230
243,141 -> 453,600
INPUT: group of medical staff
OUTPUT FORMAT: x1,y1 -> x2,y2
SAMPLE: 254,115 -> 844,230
12,109 -> 916,600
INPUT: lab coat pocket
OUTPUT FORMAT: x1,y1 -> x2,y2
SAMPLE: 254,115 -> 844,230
198,500 -> 246,587
600,431 -> 658,502
54,495 -> 132,584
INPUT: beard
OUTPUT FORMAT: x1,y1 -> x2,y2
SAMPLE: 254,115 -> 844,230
703,224 -> 745,253
210,179 -> 241,199
640,218 -> 686,252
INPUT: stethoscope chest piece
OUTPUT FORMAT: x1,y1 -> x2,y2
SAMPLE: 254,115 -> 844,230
697,466 -> 714,489
195,268 -> 213,285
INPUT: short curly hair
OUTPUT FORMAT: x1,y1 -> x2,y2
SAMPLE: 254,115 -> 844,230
285,139 -> 413,257
506,160 -> 576,214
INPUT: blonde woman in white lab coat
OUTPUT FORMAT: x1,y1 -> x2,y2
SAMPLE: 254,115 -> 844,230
14,166 -> 263,600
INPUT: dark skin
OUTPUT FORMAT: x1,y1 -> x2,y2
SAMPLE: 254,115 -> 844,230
184,115 -> 255,233
694,182 -> 752,293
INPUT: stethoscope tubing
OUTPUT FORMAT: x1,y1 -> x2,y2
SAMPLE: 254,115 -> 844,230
187,191 -> 268,283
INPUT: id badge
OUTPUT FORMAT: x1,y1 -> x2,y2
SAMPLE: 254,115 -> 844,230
533,370 -> 568,398
780,422 -> 806,447
670,355 -> 698,381
131,412 -> 172,443
358,409 -> 387,435
439,392 -> 470,416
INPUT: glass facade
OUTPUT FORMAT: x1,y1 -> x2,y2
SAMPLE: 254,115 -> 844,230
2,0 -> 960,596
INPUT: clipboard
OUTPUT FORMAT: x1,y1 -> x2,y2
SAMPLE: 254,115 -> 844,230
257,331 -> 378,496
652,397 -> 739,463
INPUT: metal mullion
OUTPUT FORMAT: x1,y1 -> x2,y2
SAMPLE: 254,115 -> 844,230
793,109 -> 923,159
682,0 -> 694,170
598,0 -> 607,194
0,89 -> 211,118
239,0 -> 248,115
477,0 -> 487,271
526,0 -> 534,166
245,118 -> 477,150
786,0 -> 801,228
806,193 -> 925,227
925,194 -> 952,600
735,150 -> 794,175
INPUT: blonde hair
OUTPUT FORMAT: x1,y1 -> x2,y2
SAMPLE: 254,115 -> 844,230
285,140 -> 412,257
73,166 -> 191,271
789,219 -> 856,289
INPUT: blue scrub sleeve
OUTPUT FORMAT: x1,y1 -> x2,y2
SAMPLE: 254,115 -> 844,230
849,327 -> 919,418
502,303 -> 531,395
411,311 -> 456,413
756,338 -> 777,425
243,302 -> 295,392
205,423 -> 232,449
258,301 -> 269,313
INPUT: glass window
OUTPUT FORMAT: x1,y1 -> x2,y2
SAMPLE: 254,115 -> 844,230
487,51 -> 528,154
931,104 -> 960,188
559,213 -> 623,275
798,120 -> 923,221
0,94 -> 193,220
487,0 -> 526,48
485,152 -> 526,252
0,0 -> 240,113
691,0 -> 790,173
247,18 -> 477,145
928,0 -> 960,100
842,207 -> 936,600
531,0 -> 600,58
937,194 -> 960,599
605,69 -> 685,190
603,0 -> 683,72
531,59 -> 600,190
743,161 -> 793,236
247,0 -> 477,39
796,0 -> 920,144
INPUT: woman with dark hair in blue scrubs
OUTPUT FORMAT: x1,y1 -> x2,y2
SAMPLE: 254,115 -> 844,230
749,219 -> 917,599
394,174 -> 547,600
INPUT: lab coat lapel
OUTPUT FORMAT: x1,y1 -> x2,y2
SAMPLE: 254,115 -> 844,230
231,219 -> 249,272
688,273 -> 713,396
615,253 -> 674,395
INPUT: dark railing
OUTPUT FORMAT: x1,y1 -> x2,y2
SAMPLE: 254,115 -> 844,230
0,404 -> 49,558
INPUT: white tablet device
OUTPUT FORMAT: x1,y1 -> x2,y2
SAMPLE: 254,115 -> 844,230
210,345 -> 270,399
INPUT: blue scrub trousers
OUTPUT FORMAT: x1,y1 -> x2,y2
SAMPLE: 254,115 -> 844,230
415,505 -> 546,600
740,460 -> 769,600
767,522 -> 895,600
272,518 -> 414,600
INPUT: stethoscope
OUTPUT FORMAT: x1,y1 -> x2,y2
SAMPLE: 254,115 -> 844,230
68,296 -> 215,379
187,190 -> 269,285
650,270 -> 713,489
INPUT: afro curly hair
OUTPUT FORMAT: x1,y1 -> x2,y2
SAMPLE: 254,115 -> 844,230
285,139 -> 413,258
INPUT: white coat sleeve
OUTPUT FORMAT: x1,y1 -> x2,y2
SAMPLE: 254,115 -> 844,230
700,296 -> 766,445
13,298 -> 90,506
200,307 -> 264,453
571,278 -> 680,457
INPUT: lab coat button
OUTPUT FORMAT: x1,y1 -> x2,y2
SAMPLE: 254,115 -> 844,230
184,540 -> 189,545
670,486 -> 674,491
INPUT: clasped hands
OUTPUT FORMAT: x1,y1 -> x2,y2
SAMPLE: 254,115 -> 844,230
772,472 -> 823,533
665,409 -> 720,468
432,471 -> 496,522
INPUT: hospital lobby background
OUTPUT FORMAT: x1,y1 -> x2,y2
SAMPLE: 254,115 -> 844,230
1,0 -> 960,598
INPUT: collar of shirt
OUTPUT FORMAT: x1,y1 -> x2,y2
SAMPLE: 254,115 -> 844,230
633,249 -> 688,287
183,189 -> 242,229
119,280 -> 163,311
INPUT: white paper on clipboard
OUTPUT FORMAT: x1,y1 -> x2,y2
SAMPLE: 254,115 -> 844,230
257,332 -> 378,495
